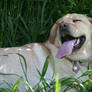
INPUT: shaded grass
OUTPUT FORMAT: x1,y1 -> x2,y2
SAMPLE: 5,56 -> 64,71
0,0 -> 92,47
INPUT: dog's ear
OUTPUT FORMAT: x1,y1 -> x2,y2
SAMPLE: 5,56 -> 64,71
89,17 -> 92,24
49,22 -> 59,44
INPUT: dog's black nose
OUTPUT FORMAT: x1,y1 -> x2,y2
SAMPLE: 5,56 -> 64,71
60,22 -> 69,30
59,22 -> 70,41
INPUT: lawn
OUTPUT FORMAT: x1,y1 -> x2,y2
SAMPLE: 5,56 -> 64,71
0,0 -> 92,47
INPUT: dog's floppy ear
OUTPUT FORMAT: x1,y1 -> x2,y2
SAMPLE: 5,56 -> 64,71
89,17 -> 92,24
49,22 -> 59,44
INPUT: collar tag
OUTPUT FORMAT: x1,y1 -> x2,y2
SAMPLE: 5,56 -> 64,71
72,62 -> 80,73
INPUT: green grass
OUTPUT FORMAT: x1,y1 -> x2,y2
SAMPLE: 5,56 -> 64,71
0,54 -> 92,92
0,0 -> 92,47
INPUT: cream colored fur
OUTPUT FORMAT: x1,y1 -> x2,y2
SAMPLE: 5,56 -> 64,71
0,13 -> 92,92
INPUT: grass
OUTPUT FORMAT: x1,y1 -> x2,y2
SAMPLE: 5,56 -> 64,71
0,54 -> 92,92
0,0 -> 92,47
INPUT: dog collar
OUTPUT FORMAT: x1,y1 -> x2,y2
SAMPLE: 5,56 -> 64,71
72,62 -> 80,73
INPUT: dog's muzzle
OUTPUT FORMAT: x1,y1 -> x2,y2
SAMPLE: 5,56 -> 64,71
56,22 -> 86,59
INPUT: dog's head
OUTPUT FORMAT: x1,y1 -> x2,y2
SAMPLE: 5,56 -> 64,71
49,13 -> 92,62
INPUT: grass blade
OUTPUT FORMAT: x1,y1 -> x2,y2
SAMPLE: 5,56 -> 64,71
55,74 -> 61,92
0,78 -> 13,88
23,80 -> 35,92
0,72 -> 21,77
12,77 -> 23,92
16,53 -> 28,82
41,55 -> 50,78
78,70 -> 92,78
51,55 -> 55,78
41,0 -> 48,27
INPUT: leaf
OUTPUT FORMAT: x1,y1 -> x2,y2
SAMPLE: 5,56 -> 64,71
78,70 -> 92,78
51,55 -> 55,78
83,79 -> 92,86
60,77 -> 74,86
0,72 -> 21,77
41,55 -> 50,78
16,53 -> 28,82
0,78 -> 13,88
0,88 -> 12,92
23,80 -> 35,92
55,74 -> 61,92
12,77 -> 23,92
59,77 -> 87,92
41,83 -> 45,92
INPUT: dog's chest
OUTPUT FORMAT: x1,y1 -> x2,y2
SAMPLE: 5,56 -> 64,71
55,58 -> 88,79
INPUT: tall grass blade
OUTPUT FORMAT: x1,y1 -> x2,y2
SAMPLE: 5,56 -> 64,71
0,78 -> 13,88
51,55 -> 55,78
0,88 -> 12,92
20,16 -> 29,32
78,70 -> 92,78
41,83 -> 45,92
55,74 -> 61,92
12,77 -> 23,92
0,72 -> 21,78
41,0 -> 48,27
23,80 -> 35,92
41,55 -> 50,78
16,53 -> 28,82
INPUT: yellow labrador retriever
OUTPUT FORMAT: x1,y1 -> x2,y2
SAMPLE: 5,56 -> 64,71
0,13 -> 92,91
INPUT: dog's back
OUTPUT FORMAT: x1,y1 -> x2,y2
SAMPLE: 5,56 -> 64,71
0,43 -> 53,91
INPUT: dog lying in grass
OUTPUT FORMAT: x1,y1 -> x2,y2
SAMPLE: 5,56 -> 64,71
0,13 -> 92,92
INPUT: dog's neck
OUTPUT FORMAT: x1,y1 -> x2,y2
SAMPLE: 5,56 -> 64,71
44,41 -> 89,74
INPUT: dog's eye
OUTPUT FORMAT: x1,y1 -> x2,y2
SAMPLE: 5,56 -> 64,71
73,19 -> 81,23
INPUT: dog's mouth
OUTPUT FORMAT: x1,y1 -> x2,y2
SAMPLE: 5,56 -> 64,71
61,34 -> 86,51
56,32 -> 86,59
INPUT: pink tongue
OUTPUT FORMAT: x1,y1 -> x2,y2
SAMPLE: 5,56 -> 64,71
56,40 -> 76,59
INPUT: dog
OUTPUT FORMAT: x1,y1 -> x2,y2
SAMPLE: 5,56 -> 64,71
0,13 -> 92,92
